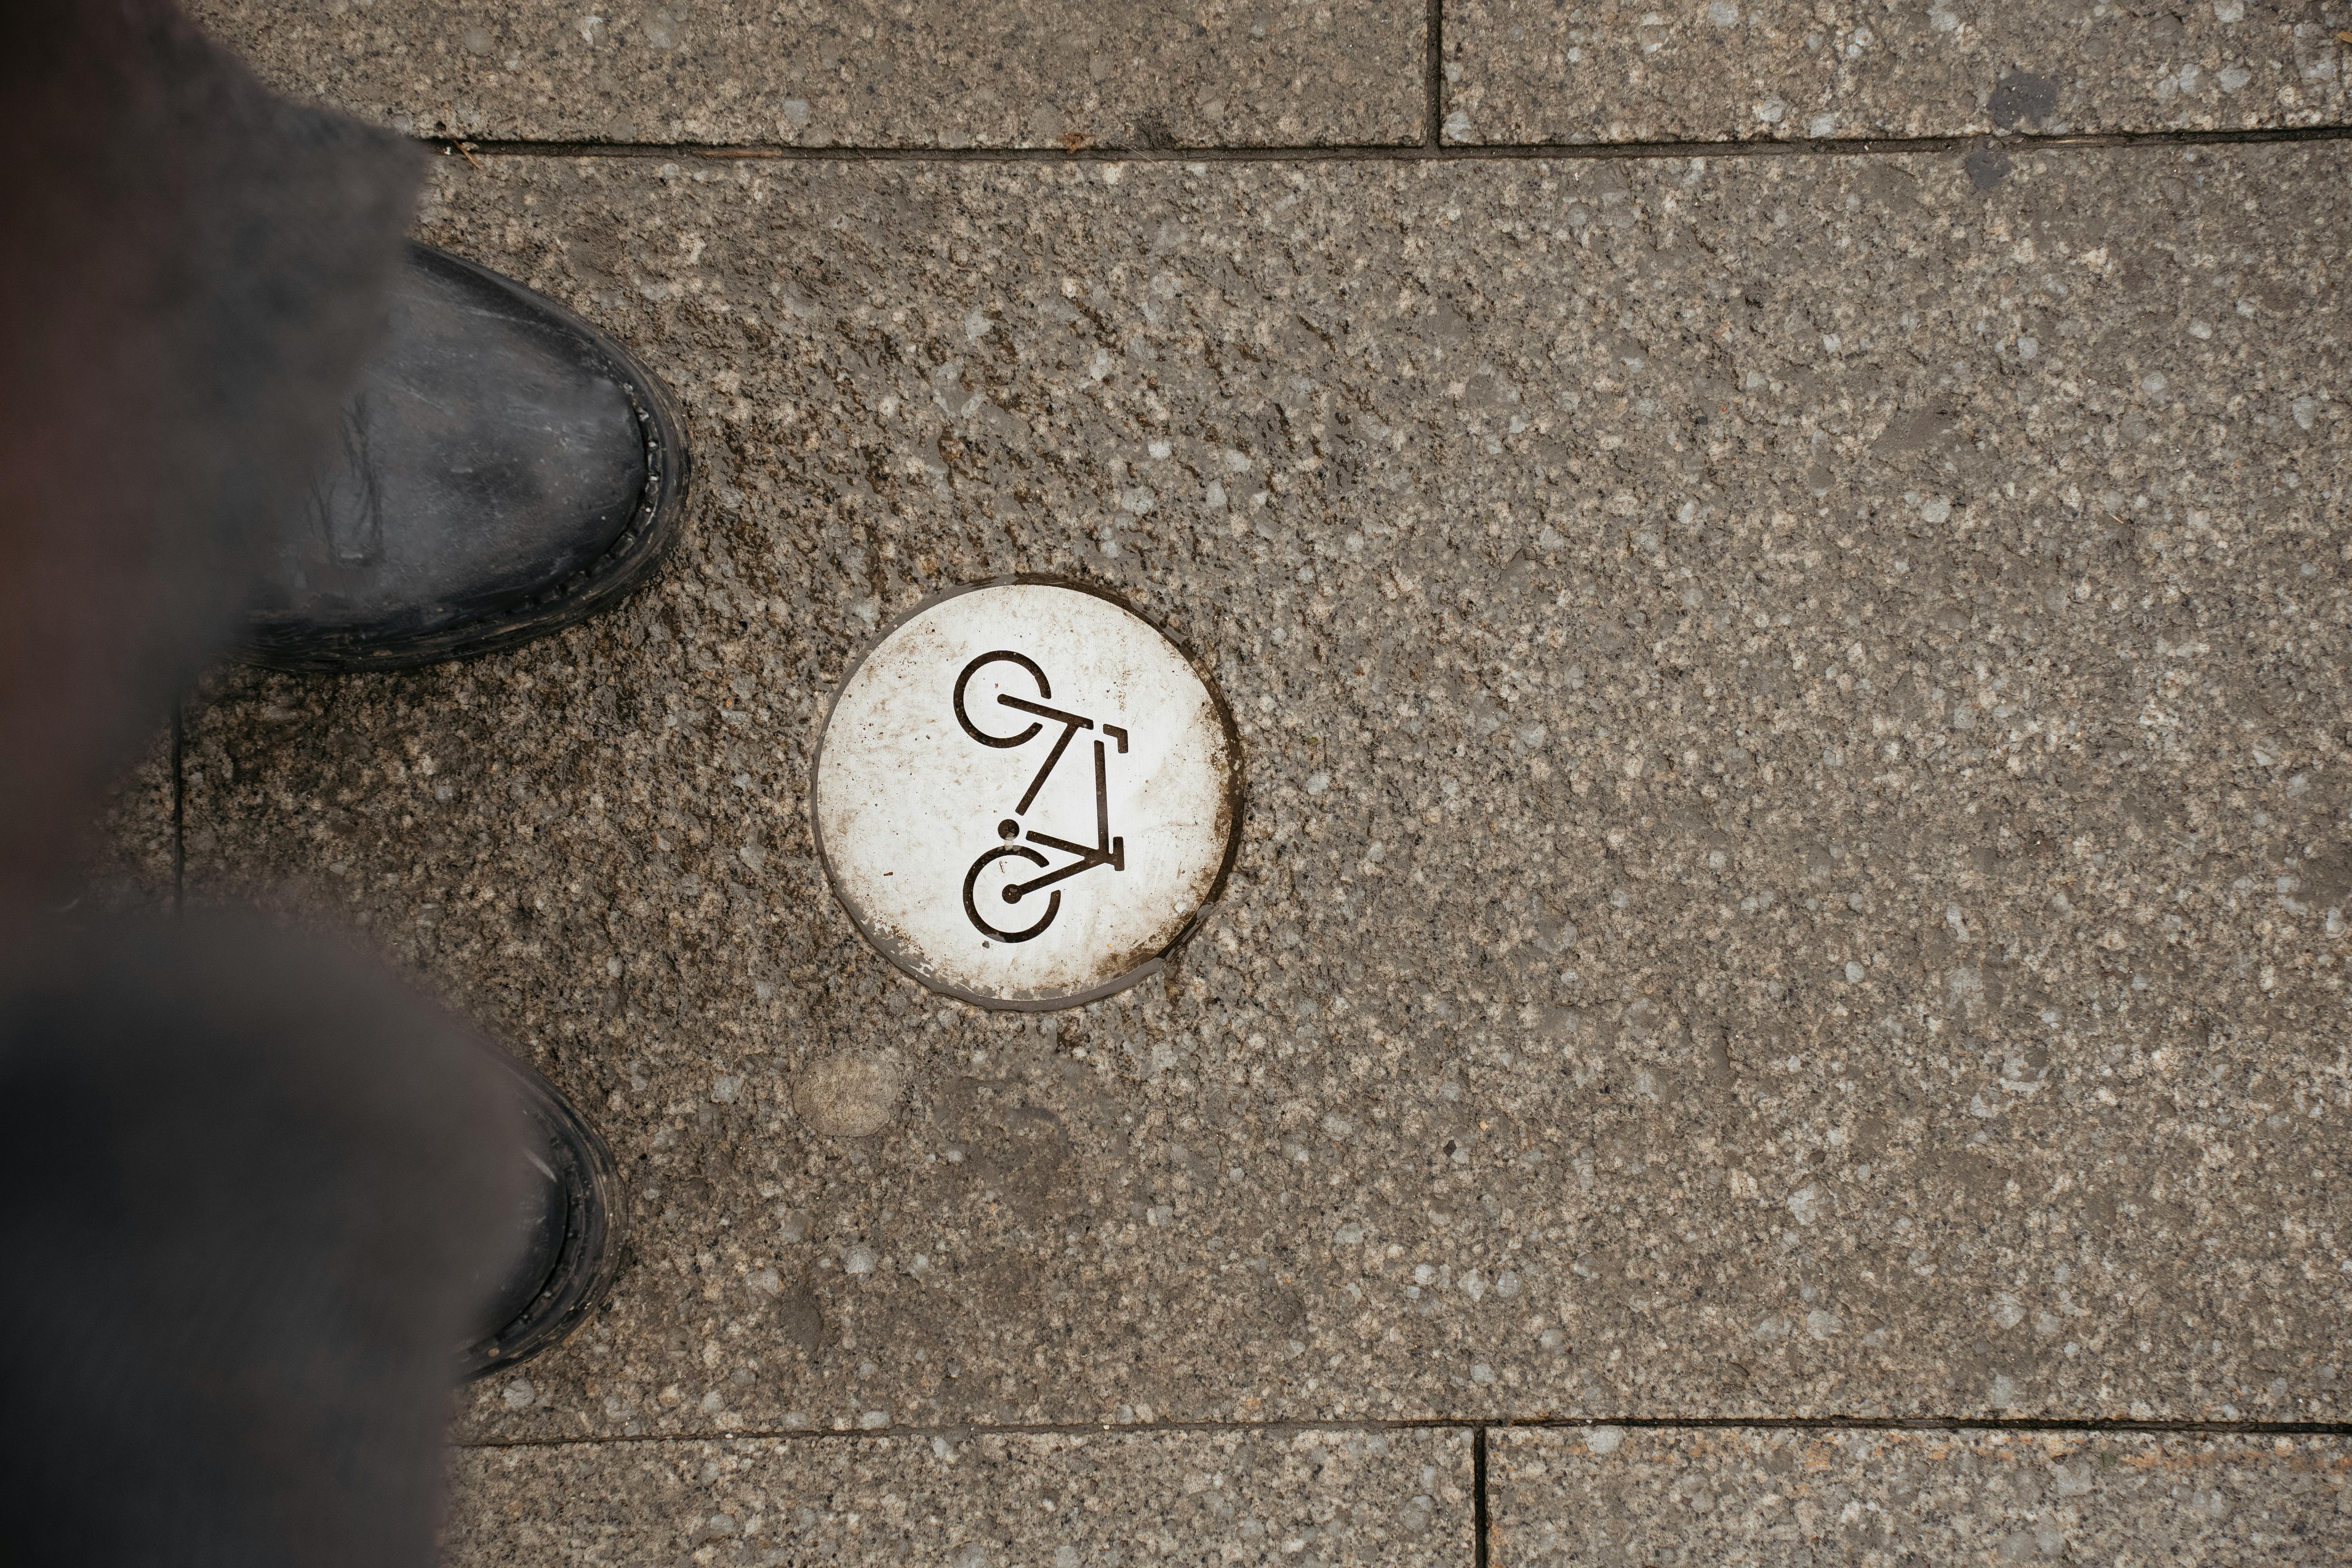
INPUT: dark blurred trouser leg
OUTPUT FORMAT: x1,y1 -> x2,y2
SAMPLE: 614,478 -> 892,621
0,915 -> 526,1567
0,0 -> 419,907
0,5 -> 526,1565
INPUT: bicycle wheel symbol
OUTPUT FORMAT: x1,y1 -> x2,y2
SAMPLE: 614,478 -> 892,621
953,650 -> 1051,750
962,842 -> 1061,944
954,648 -> 1129,944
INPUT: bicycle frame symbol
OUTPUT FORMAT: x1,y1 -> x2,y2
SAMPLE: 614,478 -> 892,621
955,650 -> 1129,944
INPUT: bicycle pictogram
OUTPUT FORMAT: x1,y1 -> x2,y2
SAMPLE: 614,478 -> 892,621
955,650 -> 1129,943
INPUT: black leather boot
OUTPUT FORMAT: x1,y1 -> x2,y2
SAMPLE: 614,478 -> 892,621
461,1048 -> 626,1377
239,241 -> 688,672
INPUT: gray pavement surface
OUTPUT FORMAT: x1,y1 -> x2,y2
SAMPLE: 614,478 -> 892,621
447,1428 -> 1470,1565
1490,1428 -> 2352,1565
1445,0 -> 2352,145
189,140 -> 2352,1438
107,2 -> 2352,1562
186,0 -> 1427,148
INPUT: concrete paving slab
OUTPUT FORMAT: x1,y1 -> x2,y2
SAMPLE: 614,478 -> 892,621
186,0 -> 1425,149
1488,1427 -> 2352,1565
1443,0 -> 2351,145
444,1427 -> 1470,1565
185,143 -> 2352,1445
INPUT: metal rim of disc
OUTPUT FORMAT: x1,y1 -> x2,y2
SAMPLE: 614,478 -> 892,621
809,575 -> 1245,1013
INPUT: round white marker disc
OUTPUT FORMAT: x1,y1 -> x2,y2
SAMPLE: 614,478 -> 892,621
812,581 -> 1240,1010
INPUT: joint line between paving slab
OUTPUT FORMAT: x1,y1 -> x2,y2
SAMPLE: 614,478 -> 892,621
1471,1428 -> 1491,1568
452,1415 -> 2352,1450
428,122 -> 2352,167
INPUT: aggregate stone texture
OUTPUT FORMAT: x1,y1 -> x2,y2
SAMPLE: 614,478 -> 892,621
185,0 -> 1425,149
1487,1427 -> 2352,1565
443,1427 -> 1470,1565
182,143 -> 2352,1446
1442,0 -> 2352,145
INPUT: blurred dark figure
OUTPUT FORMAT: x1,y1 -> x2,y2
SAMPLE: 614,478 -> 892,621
0,4 -> 530,1563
